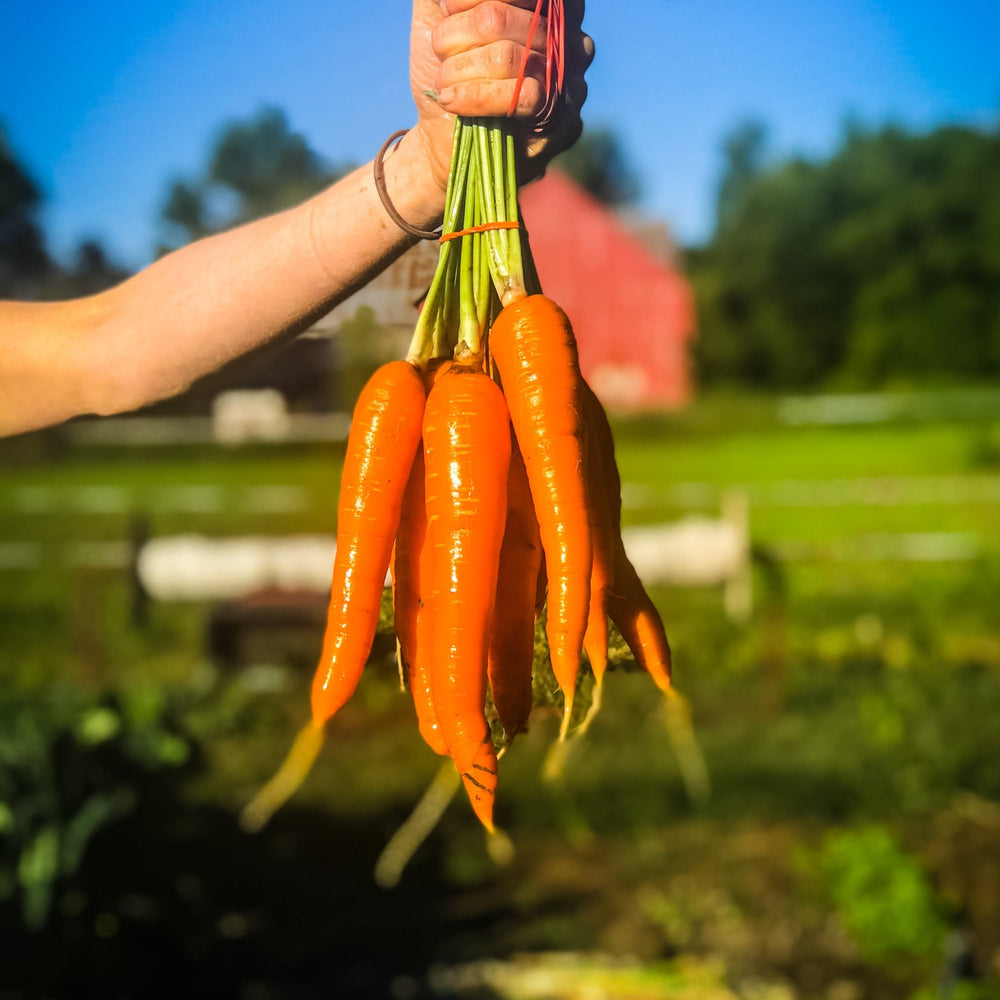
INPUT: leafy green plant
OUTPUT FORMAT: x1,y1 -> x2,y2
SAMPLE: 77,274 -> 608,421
0,687 -> 191,929
816,826 -> 948,967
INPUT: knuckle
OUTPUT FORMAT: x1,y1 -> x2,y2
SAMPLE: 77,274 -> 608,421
487,39 -> 521,76
430,20 -> 450,59
437,54 -> 462,90
452,79 -> 488,112
472,1 -> 510,42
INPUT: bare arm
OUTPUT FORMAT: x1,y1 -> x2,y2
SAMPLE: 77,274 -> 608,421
0,140 -> 443,435
0,142 -> 435,434
0,0 -> 591,438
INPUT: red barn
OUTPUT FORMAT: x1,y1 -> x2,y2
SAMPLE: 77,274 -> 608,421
519,169 -> 696,408
306,169 -> 696,411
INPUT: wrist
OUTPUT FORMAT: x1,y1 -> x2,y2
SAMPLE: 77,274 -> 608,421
380,122 -> 453,234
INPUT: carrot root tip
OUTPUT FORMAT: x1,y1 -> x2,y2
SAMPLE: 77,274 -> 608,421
662,689 -> 711,806
486,827 -> 516,866
572,680 -> 603,741
395,640 -> 407,692
557,695 -> 575,743
239,720 -> 325,833
458,745 -> 499,831
373,762 -> 460,889
542,737 -> 570,784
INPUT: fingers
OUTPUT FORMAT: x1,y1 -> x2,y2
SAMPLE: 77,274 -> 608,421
433,1 -> 547,60
438,0 -> 538,16
429,0 -> 593,144
437,44 -> 547,116
439,40 -> 545,91
440,0 -> 585,25
438,74 -> 546,119
438,22 -> 593,96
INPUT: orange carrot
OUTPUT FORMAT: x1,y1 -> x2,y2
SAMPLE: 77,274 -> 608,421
586,388 -> 707,801
488,432 -> 542,743
489,294 -> 592,735
311,359 -> 427,724
392,448 -> 448,755
582,416 -> 614,690
581,381 -> 622,527
535,554 -> 548,618
242,359 -> 426,832
608,548 -> 673,693
422,365 -> 511,829
582,381 -> 673,692
391,355 -> 456,753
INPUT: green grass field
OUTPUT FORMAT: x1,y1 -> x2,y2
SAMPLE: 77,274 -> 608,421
2,398 -> 999,999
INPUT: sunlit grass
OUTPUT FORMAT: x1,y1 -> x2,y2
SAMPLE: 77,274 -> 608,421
2,400 -> 999,997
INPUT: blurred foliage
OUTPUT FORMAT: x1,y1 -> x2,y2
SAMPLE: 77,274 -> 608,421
333,305 -> 404,412
692,119 -> 1000,390
715,119 -> 768,230
2,406 -> 1000,996
813,826 -> 948,967
551,124 -> 642,205
0,121 -> 49,297
0,687 -> 190,931
428,953 -> 744,999
0,123 -> 126,301
158,106 -> 351,252
40,240 -> 131,300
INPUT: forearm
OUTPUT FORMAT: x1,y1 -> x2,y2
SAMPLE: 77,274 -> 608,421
0,133 -> 442,436
0,0 -> 591,439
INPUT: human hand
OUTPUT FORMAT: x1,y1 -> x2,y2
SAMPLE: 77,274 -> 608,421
408,0 -> 593,191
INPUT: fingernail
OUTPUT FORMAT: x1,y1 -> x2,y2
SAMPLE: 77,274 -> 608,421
437,86 -> 455,106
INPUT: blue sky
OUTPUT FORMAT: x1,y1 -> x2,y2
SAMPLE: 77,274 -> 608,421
2,0 -> 998,269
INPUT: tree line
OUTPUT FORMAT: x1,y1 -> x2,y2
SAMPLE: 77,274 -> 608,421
5,109 -> 999,392
690,118 -> 1000,390
1,128 -> 129,301
1,108 -> 346,304
1,107 -> 641,295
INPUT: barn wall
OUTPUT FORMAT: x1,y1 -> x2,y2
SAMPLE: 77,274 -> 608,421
519,170 -> 696,409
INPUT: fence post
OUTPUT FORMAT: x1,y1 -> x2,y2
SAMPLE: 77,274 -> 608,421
721,488 -> 752,623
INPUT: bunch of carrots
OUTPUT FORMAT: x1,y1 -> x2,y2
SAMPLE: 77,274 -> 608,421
242,2 -> 698,837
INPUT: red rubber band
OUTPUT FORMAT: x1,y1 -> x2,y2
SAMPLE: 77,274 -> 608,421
506,0 -> 566,130
507,0 -> 547,118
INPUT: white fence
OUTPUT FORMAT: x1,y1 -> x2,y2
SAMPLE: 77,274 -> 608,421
131,489 -> 753,620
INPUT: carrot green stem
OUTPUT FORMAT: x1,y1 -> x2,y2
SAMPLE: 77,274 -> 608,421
487,126 -> 509,270
406,121 -> 473,366
471,120 -> 527,306
408,115 -> 535,366
477,210 -> 492,333
457,146 -> 479,356
470,152 -> 492,346
503,128 -> 526,300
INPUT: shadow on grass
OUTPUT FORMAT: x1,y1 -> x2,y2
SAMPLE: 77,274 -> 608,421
3,792 -> 518,999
